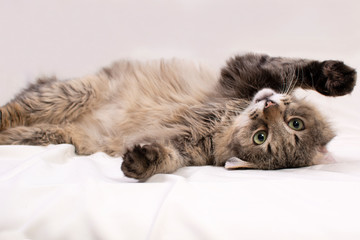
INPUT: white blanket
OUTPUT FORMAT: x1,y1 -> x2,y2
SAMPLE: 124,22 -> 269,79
1,132 -> 360,240
1,0 -> 360,239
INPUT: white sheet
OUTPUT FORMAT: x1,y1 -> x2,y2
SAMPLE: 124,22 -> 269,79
1,0 -> 360,239
1,140 -> 360,240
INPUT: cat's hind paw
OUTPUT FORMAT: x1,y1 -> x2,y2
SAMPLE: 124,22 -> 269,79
317,60 -> 357,96
121,143 -> 163,180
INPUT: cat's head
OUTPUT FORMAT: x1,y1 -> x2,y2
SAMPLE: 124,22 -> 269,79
227,88 -> 335,170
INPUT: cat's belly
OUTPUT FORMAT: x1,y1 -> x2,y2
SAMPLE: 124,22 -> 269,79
72,101 -> 180,155
70,59 -> 219,155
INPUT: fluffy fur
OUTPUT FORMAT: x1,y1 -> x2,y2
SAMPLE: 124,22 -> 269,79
0,54 -> 356,179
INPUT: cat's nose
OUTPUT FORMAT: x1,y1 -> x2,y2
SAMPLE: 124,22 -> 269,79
264,99 -> 277,109
263,99 -> 280,119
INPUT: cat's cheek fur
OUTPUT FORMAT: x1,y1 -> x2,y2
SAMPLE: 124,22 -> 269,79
311,147 -> 336,165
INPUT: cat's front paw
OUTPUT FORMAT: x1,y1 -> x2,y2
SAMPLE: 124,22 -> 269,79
121,143 -> 163,180
317,60 -> 356,96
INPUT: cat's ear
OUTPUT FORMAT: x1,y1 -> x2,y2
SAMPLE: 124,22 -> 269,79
225,157 -> 257,169
311,146 -> 336,165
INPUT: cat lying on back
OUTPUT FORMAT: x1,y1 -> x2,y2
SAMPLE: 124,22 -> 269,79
0,53 -> 356,179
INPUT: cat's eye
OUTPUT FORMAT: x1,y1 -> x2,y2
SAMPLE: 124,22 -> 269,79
253,130 -> 267,145
288,118 -> 304,131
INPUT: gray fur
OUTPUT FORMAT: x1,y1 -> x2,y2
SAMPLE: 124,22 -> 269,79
0,54 -> 356,179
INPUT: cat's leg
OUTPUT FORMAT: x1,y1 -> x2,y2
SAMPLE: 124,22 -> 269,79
0,75 -> 108,130
0,124 -> 71,146
121,138 -> 214,180
121,143 -> 185,179
219,53 -> 357,99
0,123 -> 97,155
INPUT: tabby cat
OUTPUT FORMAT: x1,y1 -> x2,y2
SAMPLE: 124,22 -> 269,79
0,54 -> 356,179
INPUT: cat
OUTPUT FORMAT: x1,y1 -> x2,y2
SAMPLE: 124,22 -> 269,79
0,53 -> 356,179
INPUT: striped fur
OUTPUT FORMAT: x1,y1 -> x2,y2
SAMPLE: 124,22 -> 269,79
0,54 -> 356,179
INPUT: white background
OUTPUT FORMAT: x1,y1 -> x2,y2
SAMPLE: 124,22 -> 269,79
0,0 -> 359,104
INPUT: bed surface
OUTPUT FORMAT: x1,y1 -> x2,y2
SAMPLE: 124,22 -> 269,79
1,0 -> 360,239
1,133 -> 360,239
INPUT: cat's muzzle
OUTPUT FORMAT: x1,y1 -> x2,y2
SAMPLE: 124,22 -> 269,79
253,88 -> 276,104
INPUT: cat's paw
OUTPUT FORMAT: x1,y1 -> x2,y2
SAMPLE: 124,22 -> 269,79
317,60 -> 356,96
121,143 -> 163,180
